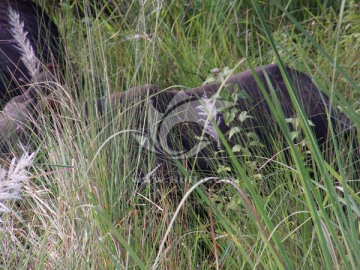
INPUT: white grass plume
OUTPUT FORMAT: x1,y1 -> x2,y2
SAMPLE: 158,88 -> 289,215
8,7 -> 40,80
196,94 -> 221,148
0,152 -> 35,223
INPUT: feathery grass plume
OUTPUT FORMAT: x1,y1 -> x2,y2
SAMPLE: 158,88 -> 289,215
196,94 -> 221,148
0,152 -> 35,223
8,7 -> 40,81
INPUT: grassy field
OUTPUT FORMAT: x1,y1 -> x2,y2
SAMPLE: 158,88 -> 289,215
1,0 -> 359,269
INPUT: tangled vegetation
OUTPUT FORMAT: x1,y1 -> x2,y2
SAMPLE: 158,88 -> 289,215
1,1 -> 359,269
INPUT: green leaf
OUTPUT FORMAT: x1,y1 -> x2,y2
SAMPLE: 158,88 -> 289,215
232,144 -> 242,153
238,111 -> 254,123
229,127 -> 241,140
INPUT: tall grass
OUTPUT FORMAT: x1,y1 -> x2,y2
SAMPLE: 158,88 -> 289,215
0,0 -> 358,269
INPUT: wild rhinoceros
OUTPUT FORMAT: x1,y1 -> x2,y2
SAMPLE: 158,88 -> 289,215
96,64 -> 357,177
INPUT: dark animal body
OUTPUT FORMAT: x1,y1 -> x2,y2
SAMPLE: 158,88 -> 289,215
0,0 -> 61,104
0,0 -> 61,155
0,4 -> 356,176
97,64 -> 357,176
